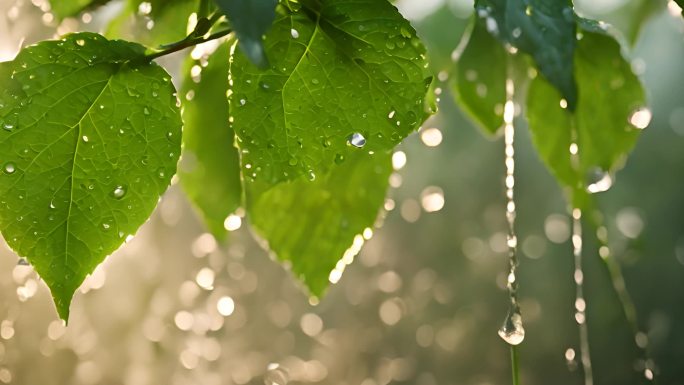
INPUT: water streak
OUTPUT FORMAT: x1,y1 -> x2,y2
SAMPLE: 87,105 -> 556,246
572,208 -> 593,385
498,78 -> 524,346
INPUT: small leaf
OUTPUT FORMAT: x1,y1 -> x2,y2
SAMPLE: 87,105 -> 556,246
229,1 -> 432,185
247,151 -> 391,297
213,0 -> 278,68
526,25 -> 647,204
0,33 -> 182,320
450,18 -> 507,135
476,0 -> 578,109
179,41 -> 242,239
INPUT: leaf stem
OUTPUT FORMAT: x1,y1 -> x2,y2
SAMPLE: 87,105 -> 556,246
143,29 -> 232,61
510,345 -> 521,385
198,0 -> 211,19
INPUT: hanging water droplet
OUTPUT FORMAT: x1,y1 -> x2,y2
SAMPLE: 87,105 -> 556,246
498,307 -> 525,345
3,162 -> 16,174
629,107 -> 652,129
586,168 -> 613,194
264,363 -> 289,385
111,185 -> 126,199
347,132 -> 366,148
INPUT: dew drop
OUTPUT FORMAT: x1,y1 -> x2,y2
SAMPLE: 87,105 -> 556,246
143,107 -> 150,115
264,363 -> 289,385
290,28 -> 299,39
75,39 -> 85,46
3,123 -> 13,131
82,135 -> 89,142
347,132 -> 366,148
307,170 -> 316,181
334,153 -> 345,164
498,307 -> 525,345
3,162 -> 16,175
111,185 -> 126,199
311,78 -> 320,85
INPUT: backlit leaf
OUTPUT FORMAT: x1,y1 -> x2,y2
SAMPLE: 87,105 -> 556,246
0,33 -> 182,320
179,41 -> 242,239
526,24 -> 647,205
475,0 -> 578,109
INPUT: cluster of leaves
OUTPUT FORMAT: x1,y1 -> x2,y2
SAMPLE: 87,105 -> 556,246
450,0 -> 650,208
0,0 -> 675,321
0,0 -> 433,320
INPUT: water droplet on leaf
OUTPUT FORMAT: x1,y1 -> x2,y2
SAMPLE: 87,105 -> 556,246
111,185 -> 126,199
3,162 -> 16,174
348,133 -> 366,148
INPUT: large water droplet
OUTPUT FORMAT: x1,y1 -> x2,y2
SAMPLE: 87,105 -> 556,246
290,28 -> 299,39
498,307 -> 525,345
111,185 -> 127,199
3,162 -> 16,175
264,363 -> 289,385
347,132 -> 366,148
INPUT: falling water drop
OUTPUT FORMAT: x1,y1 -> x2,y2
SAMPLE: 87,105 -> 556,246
264,363 -> 289,385
348,132 -> 366,148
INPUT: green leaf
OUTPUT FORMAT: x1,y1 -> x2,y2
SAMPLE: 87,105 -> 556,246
475,0 -> 578,109
49,0 -> 110,19
450,18 -> 507,135
213,0 -> 277,68
576,0 -> 667,45
179,41 -> 242,239
0,33 -> 182,320
229,1 -> 433,296
526,25 -> 647,204
229,1 -> 432,185
105,0 -> 196,48
247,151 -> 391,297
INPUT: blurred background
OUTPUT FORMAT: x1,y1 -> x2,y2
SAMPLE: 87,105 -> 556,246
0,0 -> 683,384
